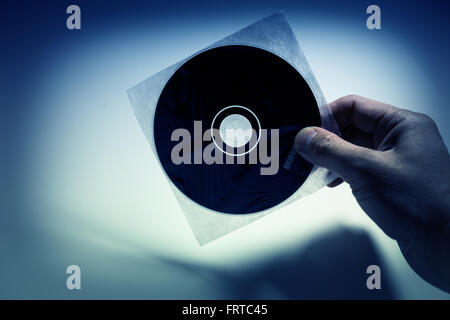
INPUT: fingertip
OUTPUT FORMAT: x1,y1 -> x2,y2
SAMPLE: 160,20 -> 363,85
294,127 -> 318,152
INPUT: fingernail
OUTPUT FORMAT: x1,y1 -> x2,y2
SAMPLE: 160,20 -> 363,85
295,127 -> 317,152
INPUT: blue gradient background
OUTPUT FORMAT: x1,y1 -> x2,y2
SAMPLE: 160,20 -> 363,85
1,0 -> 450,299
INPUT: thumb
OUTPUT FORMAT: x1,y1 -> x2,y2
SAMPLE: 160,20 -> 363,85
294,127 -> 376,182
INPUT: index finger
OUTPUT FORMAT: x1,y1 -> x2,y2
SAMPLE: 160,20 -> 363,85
328,94 -> 404,134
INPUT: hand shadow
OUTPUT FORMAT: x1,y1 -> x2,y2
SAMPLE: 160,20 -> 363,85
223,227 -> 397,299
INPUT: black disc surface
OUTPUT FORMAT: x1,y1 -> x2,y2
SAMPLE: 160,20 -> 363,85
154,45 -> 321,214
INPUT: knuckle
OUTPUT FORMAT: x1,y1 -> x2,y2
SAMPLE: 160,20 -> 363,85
312,133 -> 336,160
391,109 -> 409,121
346,93 -> 361,102
406,112 -> 438,132
340,94 -> 361,106
418,113 -> 436,127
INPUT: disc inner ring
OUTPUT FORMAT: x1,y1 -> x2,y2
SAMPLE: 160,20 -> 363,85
211,105 -> 261,156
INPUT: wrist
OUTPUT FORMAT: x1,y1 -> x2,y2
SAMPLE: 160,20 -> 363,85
399,218 -> 450,293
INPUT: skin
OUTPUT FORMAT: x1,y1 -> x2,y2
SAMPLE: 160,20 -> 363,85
294,95 -> 450,293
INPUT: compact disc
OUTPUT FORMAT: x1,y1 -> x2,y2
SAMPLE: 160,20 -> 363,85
154,45 -> 321,214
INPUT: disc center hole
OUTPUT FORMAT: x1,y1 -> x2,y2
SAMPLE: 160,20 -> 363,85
219,113 -> 252,148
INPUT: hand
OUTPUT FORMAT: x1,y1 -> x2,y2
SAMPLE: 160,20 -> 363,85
294,94 -> 450,292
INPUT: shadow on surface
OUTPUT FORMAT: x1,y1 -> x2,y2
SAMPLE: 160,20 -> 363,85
162,227 -> 397,299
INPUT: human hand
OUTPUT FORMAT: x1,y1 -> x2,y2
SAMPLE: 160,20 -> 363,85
295,95 -> 450,292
